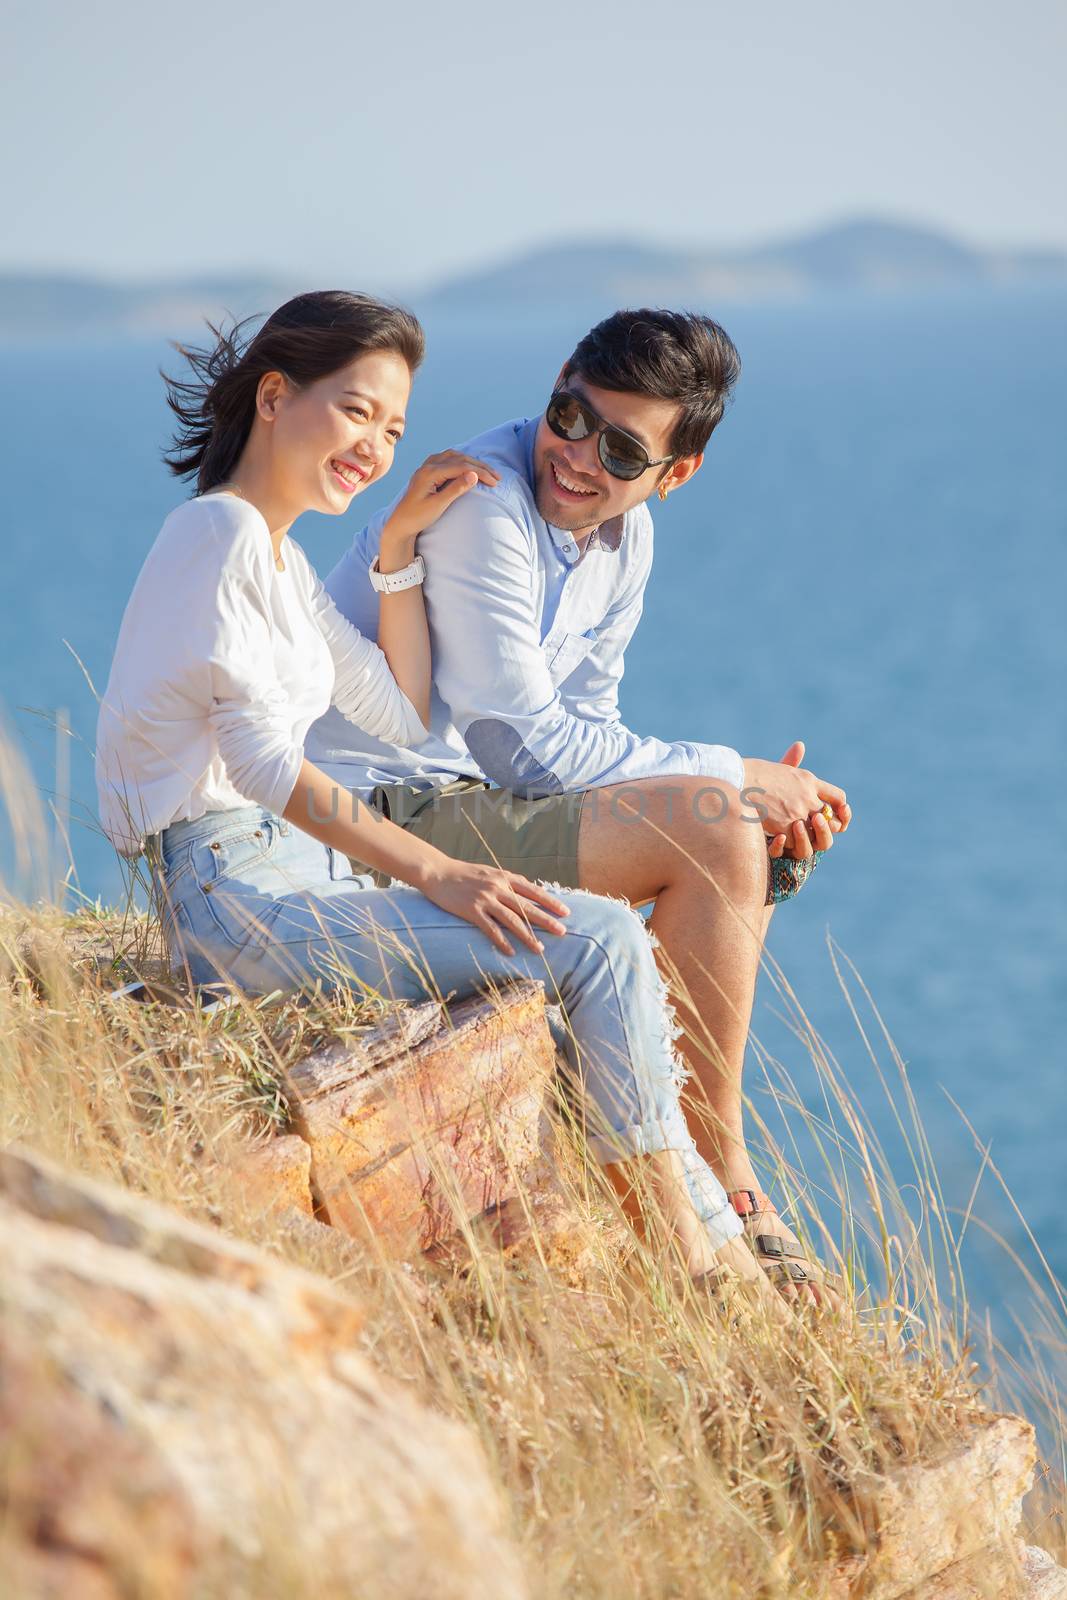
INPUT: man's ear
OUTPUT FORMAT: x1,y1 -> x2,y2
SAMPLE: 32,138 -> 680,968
658,451 -> 704,498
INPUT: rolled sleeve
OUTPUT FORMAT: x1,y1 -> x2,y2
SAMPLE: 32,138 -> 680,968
689,742 -> 746,791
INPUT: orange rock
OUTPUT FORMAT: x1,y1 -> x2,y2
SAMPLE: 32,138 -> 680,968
230,1131 -> 314,1218
287,981 -> 555,1256
837,1540 -> 1067,1597
823,1412 -> 1055,1598
427,1183 -> 612,1288
0,1146 -> 527,1600
0,1143 -> 361,1349
1,1323 -> 199,1599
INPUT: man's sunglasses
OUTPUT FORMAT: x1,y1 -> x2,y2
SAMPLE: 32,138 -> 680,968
544,390 -> 675,482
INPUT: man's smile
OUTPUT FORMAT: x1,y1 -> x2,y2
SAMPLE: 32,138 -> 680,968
550,459 -> 599,501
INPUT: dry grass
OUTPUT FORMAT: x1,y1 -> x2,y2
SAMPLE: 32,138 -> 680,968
1,735 -> 1063,1595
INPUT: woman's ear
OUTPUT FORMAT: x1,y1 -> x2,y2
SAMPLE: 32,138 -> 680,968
256,370 -> 289,421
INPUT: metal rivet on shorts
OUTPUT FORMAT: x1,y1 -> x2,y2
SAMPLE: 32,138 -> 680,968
210,842 -> 221,850
254,830 -> 262,838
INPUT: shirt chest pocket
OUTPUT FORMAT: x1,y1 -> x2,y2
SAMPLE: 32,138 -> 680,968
543,627 -> 598,686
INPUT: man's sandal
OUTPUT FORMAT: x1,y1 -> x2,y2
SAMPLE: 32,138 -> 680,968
728,1188 -> 844,1296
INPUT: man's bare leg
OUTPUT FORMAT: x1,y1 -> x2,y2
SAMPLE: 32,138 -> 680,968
578,778 -> 817,1289
580,778 -> 769,1181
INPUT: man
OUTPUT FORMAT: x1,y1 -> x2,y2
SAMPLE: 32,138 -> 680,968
307,308 -> 851,1298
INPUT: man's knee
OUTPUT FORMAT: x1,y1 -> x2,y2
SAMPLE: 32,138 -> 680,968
656,778 -> 766,891
649,776 -> 750,844
577,775 -> 765,904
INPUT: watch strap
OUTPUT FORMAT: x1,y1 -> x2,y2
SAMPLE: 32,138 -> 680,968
369,553 -> 426,594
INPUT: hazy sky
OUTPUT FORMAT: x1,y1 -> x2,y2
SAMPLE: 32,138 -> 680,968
4,0 -> 1065,291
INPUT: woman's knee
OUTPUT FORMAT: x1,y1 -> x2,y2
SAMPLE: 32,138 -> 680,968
557,889 -> 656,980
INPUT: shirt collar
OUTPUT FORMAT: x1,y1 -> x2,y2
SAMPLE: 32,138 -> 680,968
591,515 -> 624,552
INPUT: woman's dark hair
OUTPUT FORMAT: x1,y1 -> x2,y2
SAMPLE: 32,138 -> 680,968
162,289 -> 425,493
562,308 -> 741,460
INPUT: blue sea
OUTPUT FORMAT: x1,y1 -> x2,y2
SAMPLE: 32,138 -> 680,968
2,287 -> 1065,1357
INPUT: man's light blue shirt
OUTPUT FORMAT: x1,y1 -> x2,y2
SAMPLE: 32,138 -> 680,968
305,416 -> 745,800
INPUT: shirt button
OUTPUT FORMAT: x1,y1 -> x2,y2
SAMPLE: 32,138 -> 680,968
562,543 -> 575,555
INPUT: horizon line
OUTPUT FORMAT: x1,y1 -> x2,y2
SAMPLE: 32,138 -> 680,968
3,210 -> 1067,293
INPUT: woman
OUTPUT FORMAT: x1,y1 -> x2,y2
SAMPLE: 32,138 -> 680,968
96,289 -> 781,1305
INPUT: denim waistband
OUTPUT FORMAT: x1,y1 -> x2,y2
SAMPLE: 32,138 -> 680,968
148,805 -> 290,862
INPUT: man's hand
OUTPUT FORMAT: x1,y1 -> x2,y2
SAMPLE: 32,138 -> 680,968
743,741 -> 852,862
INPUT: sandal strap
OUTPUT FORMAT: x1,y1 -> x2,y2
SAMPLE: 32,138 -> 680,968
765,1260 -> 812,1286
728,1188 -> 775,1218
731,1191 -> 846,1294
753,1232 -> 807,1262
756,1239 -> 845,1291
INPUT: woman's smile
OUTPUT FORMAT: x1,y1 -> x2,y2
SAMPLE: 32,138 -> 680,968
328,456 -> 370,494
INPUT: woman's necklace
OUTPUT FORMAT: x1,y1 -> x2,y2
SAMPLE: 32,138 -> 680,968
213,480 -> 286,572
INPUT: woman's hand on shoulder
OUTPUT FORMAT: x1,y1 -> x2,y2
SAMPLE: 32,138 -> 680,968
381,451 -> 501,555
412,854 -> 570,956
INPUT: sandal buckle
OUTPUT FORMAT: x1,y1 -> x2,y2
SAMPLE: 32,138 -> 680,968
756,1234 -> 785,1259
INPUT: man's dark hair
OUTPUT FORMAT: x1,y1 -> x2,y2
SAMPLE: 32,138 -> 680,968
562,308 -> 741,460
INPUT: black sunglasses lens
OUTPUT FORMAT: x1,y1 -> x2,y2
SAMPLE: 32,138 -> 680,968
546,393 -> 591,441
546,392 -> 651,480
599,429 -> 648,480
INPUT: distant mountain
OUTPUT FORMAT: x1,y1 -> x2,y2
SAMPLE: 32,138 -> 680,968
2,220 -> 1065,337
0,273 -> 300,340
421,218 -> 1067,312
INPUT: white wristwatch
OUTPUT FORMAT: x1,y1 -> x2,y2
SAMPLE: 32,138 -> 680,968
369,553 -> 426,594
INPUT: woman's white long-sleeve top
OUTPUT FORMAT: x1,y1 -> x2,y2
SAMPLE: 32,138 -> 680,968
96,492 -> 427,856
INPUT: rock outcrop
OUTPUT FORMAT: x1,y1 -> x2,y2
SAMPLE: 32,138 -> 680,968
826,1411 -> 1065,1597
0,1145 -> 527,1600
284,980 -> 559,1255
248,981 -> 1066,1600
4,968 -> 1064,1600
230,1131 -> 315,1219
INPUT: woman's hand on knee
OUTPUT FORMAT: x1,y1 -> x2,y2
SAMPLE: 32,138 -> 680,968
415,859 -> 571,955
